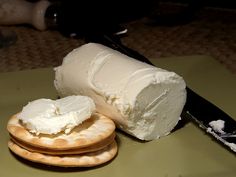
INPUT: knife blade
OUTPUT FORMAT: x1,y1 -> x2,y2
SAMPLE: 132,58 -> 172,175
182,87 -> 236,153
87,33 -> 236,153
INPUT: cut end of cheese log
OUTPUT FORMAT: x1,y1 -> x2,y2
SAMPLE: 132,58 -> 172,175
54,43 -> 187,140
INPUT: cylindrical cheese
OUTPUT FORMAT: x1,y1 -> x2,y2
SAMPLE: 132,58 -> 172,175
54,43 -> 186,140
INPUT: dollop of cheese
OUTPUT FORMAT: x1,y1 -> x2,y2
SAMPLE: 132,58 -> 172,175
18,95 -> 96,135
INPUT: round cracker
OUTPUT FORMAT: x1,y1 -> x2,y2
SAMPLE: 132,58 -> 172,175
10,132 -> 116,155
7,113 -> 115,150
8,140 -> 118,167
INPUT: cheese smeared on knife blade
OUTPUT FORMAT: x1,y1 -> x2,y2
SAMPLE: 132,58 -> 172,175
54,43 -> 186,140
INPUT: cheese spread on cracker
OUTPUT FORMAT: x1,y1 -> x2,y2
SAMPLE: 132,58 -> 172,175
18,95 -> 96,135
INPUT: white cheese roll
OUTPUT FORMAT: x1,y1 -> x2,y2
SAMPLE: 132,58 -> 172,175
54,43 -> 186,140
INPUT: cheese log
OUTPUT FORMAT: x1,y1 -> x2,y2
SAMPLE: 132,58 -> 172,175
54,43 -> 186,140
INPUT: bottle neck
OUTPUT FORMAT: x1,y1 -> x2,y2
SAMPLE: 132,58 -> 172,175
44,3 -> 60,29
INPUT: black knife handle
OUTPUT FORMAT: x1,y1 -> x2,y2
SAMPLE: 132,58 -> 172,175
85,33 -> 153,65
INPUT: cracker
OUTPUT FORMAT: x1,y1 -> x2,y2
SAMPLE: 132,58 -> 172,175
8,140 -> 118,167
10,132 -> 116,155
7,113 -> 116,150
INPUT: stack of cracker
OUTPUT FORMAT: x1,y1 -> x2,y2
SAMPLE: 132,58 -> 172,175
7,113 -> 117,167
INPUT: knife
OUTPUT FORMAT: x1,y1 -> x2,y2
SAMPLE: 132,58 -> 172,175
87,33 -> 236,153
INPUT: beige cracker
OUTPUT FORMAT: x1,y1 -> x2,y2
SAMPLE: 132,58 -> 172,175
7,113 -> 116,150
10,132 -> 116,155
8,140 -> 118,167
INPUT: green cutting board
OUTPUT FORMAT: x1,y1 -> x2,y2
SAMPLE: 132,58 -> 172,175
0,55 -> 235,177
